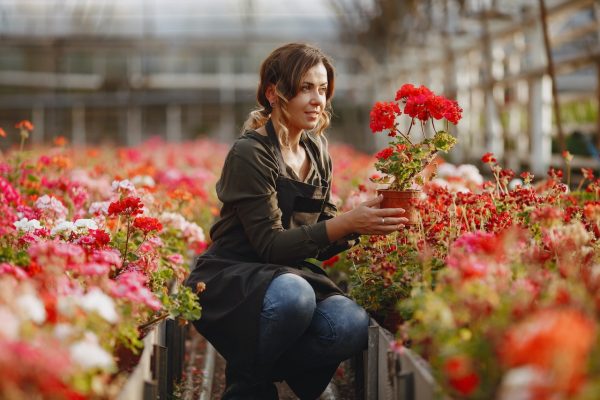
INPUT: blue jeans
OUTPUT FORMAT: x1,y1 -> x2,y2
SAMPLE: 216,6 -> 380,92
257,273 -> 369,397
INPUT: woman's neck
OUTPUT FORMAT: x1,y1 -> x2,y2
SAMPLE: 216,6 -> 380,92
271,115 -> 302,152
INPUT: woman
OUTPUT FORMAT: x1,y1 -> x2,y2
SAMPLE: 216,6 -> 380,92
185,43 -> 406,400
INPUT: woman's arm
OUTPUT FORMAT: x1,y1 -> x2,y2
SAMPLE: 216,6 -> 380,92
324,195 -> 406,242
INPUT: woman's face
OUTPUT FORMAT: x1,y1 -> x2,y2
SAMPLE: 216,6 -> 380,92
285,62 -> 328,134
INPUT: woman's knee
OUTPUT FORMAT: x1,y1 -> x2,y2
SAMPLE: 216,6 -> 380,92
262,273 -> 316,324
318,296 -> 369,356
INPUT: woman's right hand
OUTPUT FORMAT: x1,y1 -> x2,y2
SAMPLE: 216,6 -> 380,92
344,194 -> 408,236
324,195 -> 408,243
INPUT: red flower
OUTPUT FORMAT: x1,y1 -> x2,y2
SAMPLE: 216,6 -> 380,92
133,216 -> 163,234
322,255 -> 340,268
443,356 -> 479,396
394,83 -> 417,100
499,309 -> 595,395
582,168 -> 594,180
15,120 -> 34,131
481,152 -> 496,164
0,127 -> 6,137
108,196 -> 144,217
440,98 -> 463,125
375,148 -> 394,160
547,168 -> 563,179
369,101 -> 401,133
90,229 -> 111,247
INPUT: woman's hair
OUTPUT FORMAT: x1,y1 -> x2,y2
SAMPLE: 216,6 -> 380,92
242,43 -> 336,143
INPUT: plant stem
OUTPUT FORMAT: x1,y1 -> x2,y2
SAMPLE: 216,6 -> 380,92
406,117 -> 415,137
397,131 -> 414,145
19,135 -> 26,154
123,217 -> 132,262
138,312 -> 169,330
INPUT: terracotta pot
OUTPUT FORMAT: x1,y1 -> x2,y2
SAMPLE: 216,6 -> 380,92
377,189 -> 421,225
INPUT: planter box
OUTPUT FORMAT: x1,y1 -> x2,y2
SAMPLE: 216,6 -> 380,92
117,318 -> 186,400
359,319 -> 439,400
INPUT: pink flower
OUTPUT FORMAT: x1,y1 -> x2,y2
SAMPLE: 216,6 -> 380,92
167,253 -> 184,265
90,249 -> 122,269
0,263 -> 28,280
110,271 -> 162,311
29,241 -> 86,269
0,177 -> 20,205
73,262 -> 110,277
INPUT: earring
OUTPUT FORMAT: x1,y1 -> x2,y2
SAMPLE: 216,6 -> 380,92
270,102 -> 276,107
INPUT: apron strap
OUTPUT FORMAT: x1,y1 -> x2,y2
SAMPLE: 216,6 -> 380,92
265,119 -> 288,177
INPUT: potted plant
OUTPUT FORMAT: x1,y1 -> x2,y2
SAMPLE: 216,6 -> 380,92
369,84 -> 462,224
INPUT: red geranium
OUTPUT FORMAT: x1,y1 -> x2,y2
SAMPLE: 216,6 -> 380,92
133,216 -> 163,234
108,196 -> 144,217
15,120 -> 34,131
443,355 -> 480,396
369,101 -> 401,133
481,152 -> 496,164
369,84 -> 460,190
375,148 -> 394,160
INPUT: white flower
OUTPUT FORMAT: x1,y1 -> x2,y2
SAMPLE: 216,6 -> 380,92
436,163 -> 457,177
14,217 -> 42,232
132,175 -> 156,187
111,179 -> 136,193
69,332 -> 115,370
35,194 -> 68,214
497,366 -> 546,400
160,212 -> 206,243
16,293 -> 46,324
430,178 -> 449,188
509,178 -> 524,191
0,306 -> 20,339
79,288 -> 119,323
53,323 -> 75,341
74,218 -> 98,231
51,220 -> 75,236
457,164 -> 484,185
57,295 -> 77,317
89,201 -> 110,216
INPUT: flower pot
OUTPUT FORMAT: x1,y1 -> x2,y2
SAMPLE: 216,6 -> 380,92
377,189 -> 421,225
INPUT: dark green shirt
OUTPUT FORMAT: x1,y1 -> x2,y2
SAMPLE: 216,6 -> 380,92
209,130 -> 355,265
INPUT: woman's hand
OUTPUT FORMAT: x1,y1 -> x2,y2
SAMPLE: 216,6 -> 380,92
325,195 -> 407,242
344,195 -> 407,235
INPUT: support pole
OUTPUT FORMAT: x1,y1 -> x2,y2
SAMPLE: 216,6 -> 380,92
538,0 -> 566,153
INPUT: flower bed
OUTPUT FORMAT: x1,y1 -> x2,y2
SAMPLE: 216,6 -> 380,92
0,123 -> 227,398
338,152 -> 600,399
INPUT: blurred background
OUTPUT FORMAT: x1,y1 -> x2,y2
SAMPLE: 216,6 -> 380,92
0,0 -> 598,174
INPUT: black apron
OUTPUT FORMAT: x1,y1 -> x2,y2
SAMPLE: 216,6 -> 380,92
185,120 -> 343,396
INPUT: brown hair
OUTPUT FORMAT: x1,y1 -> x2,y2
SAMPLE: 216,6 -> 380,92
242,43 -> 335,143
